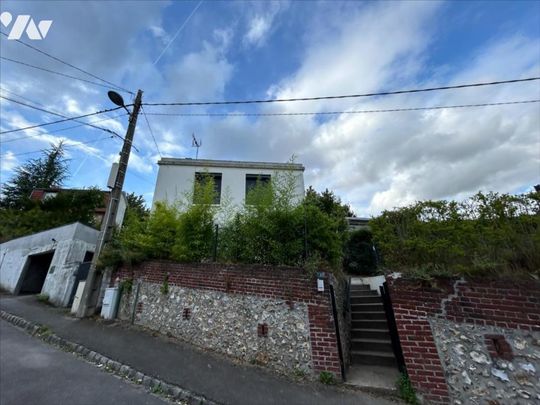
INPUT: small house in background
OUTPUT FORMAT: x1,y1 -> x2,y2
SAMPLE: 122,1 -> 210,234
347,216 -> 370,231
152,158 -> 305,210
29,188 -> 127,227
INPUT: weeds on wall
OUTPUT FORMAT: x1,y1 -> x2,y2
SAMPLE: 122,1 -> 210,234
160,275 -> 169,295
371,191 -> 540,279
397,373 -> 419,404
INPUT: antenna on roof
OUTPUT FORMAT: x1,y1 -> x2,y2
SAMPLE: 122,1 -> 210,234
192,133 -> 202,159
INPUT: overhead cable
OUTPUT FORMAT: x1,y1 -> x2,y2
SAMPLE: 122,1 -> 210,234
0,31 -> 133,95
1,113 -> 128,143
141,105 -> 162,158
143,77 -> 540,106
0,56 -> 120,91
143,99 -> 540,117
0,135 -> 114,157
0,96 -> 125,135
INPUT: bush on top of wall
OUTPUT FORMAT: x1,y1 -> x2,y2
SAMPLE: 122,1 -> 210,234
370,191 -> 540,280
99,170 -> 348,273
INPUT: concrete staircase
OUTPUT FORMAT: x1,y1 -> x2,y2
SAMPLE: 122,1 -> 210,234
350,284 -> 396,367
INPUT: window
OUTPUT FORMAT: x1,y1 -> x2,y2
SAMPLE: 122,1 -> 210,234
245,174 -> 271,204
194,172 -> 222,204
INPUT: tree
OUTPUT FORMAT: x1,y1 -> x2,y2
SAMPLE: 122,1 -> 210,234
305,186 -> 355,218
125,192 -> 149,219
1,142 -> 68,209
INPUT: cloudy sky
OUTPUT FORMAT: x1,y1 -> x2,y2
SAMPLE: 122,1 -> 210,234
1,1 -> 539,216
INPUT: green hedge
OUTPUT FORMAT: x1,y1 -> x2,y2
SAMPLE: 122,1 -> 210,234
370,191 -> 540,279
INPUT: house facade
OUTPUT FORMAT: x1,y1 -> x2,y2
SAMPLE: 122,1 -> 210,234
152,158 -> 305,210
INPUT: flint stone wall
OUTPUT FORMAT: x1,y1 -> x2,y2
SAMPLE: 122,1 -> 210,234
114,261 -> 343,379
387,276 -> 540,404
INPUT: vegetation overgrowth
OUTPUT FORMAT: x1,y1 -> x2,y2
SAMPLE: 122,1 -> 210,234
370,191 -> 540,279
99,170 -> 351,276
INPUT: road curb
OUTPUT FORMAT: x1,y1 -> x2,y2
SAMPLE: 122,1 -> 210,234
0,310 -> 219,405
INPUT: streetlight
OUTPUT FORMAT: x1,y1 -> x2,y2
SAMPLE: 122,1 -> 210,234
108,90 -> 131,115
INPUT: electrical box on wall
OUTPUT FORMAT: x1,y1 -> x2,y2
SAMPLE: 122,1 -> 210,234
316,272 -> 325,292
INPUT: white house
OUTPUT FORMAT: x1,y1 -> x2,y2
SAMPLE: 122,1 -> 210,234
152,158 -> 305,210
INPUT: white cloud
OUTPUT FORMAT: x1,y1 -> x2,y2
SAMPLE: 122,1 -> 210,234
0,151 -> 19,174
198,2 -> 540,217
243,2 -> 286,48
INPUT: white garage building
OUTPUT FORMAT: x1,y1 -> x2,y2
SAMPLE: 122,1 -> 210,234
0,222 -> 99,307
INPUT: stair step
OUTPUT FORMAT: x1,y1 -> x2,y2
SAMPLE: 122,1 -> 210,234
351,338 -> 393,352
351,350 -> 396,366
349,284 -> 371,291
352,319 -> 389,329
352,311 -> 387,320
350,303 -> 384,312
351,328 -> 390,340
350,296 -> 381,304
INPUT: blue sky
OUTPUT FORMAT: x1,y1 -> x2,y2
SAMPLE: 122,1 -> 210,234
1,1 -> 539,215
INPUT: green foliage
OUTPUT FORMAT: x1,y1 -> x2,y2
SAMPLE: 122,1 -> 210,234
125,192 -> 149,219
100,166 -> 348,273
343,229 -> 377,275
160,275 -> 169,295
218,174 -> 345,269
36,293 -> 50,303
171,176 -> 216,262
0,188 -> 104,242
1,142 -> 68,209
397,373 -> 419,404
371,191 -> 540,279
319,371 -> 336,385
120,278 -> 133,295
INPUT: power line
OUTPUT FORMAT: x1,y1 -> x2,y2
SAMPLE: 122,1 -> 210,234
0,97 -> 124,135
141,105 -> 162,158
143,99 -> 540,117
1,113 -> 128,143
143,77 -> 540,107
0,135 -> 114,157
0,31 -> 133,95
0,95 -> 123,139
0,56 -> 119,91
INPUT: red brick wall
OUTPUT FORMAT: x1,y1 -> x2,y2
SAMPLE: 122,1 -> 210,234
114,261 -> 343,379
387,277 -> 540,404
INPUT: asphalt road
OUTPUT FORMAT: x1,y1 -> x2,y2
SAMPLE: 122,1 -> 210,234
0,320 -> 168,405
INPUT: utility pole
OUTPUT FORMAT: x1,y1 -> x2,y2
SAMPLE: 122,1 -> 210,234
76,89 -> 143,318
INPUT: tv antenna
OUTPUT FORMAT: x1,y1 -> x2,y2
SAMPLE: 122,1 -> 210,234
192,133 -> 202,159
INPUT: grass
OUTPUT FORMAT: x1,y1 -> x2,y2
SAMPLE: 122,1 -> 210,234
397,373 -> 419,404
319,371 -> 336,385
36,293 -> 50,304
37,325 -> 52,337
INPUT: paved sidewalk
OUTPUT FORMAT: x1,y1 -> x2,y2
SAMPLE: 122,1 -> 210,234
0,295 -> 397,405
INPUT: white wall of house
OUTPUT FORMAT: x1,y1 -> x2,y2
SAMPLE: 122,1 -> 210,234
152,158 -> 305,212
0,222 -> 98,306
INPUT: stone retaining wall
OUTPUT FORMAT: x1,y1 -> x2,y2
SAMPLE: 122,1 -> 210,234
387,276 -> 540,404
114,261 -> 344,380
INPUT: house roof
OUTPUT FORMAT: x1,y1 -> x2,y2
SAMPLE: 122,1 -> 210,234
158,158 -> 305,172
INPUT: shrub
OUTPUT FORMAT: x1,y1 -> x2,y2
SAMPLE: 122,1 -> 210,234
371,191 -> 540,279
343,229 -> 377,275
